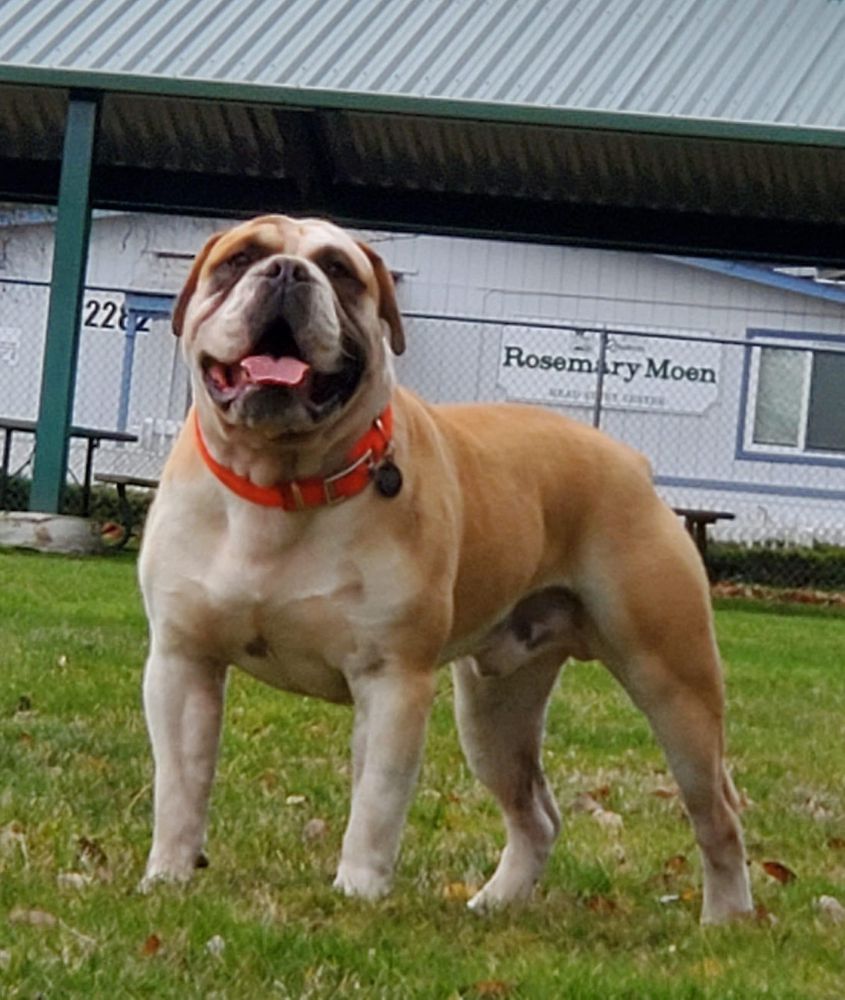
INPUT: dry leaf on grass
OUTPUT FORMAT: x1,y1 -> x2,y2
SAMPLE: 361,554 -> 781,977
76,837 -> 111,882
592,808 -> 624,832
571,792 -> 603,814
663,854 -> 689,875
584,894 -> 617,914
0,949 -> 10,969
754,903 -> 779,925
652,786 -> 678,800
302,818 -> 328,842
141,933 -> 162,957
442,881 -> 476,902
57,872 -> 93,890
762,860 -> 797,884
470,980 -> 511,998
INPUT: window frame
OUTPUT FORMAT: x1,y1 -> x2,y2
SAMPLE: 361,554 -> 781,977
738,328 -> 845,468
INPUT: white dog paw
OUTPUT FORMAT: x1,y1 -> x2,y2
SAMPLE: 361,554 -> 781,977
137,864 -> 193,894
467,877 -> 533,914
332,864 -> 391,901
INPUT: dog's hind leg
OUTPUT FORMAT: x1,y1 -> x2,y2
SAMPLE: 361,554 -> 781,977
611,648 -> 753,923
452,655 -> 562,911
585,523 -> 754,924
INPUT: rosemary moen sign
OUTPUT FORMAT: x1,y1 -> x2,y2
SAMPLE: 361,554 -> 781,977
497,326 -> 721,415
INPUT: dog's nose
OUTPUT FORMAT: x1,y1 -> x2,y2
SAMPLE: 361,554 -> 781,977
260,256 -> 309,284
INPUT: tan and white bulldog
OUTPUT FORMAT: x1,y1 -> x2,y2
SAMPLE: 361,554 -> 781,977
138,215 -> 753,923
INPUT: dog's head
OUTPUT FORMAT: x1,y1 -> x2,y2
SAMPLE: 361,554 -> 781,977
173,215 -> 404,435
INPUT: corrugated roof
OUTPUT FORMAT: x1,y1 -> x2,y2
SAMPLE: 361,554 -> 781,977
2,0 -> 845,130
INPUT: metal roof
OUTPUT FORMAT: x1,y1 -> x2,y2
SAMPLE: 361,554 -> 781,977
3,0 -> 845,129
1,0 -> 845,263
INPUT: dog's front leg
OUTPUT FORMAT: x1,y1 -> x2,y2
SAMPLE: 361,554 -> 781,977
140,642 -> 227,890
334,666 -> 436,900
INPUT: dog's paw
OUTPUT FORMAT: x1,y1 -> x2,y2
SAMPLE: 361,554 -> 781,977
332,863 -> 391,901
137,859 -> 200,894
467,877 -> 534,914
137,870 -> 189,894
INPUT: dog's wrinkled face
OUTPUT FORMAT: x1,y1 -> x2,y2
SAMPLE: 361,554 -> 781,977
174,215 -> 404,433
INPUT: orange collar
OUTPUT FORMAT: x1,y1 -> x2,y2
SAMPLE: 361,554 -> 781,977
193,406 -> 394,510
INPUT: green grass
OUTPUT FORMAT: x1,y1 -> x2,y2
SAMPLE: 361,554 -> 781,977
1,549 -> 844,998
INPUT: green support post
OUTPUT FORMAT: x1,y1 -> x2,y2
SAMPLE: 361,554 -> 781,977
29,93 -> 100,514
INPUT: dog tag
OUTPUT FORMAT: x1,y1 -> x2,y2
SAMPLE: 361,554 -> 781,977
374,459 -> 402,498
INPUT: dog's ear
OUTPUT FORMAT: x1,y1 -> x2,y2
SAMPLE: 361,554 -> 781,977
172,232 -> 225,337
357,241 -> 405,356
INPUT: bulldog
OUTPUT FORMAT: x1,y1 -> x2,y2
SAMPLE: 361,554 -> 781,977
138,214 -> 753,923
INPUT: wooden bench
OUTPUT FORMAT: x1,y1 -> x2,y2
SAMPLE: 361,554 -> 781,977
95,473 -> 159,547
672,507 -> 735,561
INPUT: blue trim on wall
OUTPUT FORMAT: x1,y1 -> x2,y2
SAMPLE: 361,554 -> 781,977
655,475 -> 845,503
735,328 -> 845,469
666,257 -> 845,307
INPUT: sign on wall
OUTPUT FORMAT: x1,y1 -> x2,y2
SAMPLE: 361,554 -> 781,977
497,324 -> 722,415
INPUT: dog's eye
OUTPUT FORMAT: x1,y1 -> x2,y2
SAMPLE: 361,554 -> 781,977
227,251 -> 255,270
324,258 -> 352,280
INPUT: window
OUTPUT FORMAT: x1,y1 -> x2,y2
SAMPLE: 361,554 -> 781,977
748,335 -> 845,458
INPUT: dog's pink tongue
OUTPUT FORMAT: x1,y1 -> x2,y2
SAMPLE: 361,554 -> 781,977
240,355 -> 310,387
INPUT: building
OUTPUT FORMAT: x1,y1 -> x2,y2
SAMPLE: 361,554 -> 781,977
2,206 -> 843,543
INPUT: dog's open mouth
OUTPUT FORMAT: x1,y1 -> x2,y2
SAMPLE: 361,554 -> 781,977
201,318 -> 365,420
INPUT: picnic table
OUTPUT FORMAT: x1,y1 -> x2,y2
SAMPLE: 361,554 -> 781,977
672,506 -> 735,560
0,416 -> 138,515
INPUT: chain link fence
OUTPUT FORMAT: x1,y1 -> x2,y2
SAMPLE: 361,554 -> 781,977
398,313 -> 845,592
0,276 -> 182,515
2,265 -> 844,592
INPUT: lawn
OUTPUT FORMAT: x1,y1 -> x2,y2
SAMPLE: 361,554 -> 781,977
1,547 -> 844,998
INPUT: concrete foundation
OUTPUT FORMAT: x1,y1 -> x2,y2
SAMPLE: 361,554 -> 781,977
0,512 -> 103,555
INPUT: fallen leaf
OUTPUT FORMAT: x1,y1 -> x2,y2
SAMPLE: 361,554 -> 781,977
754,903 -> 778,925
762,860 -> 797,884
471,981 -> 511,998
589,784 -> 612,803
259,771 -> 278,792
141,933 -> 162,957
285,794 -> 307,806
571,792 -> 603,814
9,907 -> 57,927
816,895 -> 845,924
659,893 -> 681,905
664,854 -> 689,875
652,786 -> 678,799
76,837 -> 111,881
56,654 -> 68,668
0,949 -> 10,968
442,881 -> 475,902
57,872 -> 93,890
827,837 -> 845,851
302,818 -> 328,843
584,894 -> 617,914
592,808 -> 624,832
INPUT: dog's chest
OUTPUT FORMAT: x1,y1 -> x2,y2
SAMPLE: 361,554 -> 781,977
183,516 -> 409,701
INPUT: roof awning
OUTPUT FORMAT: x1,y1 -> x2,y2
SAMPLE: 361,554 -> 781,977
2,65 -> 845,265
